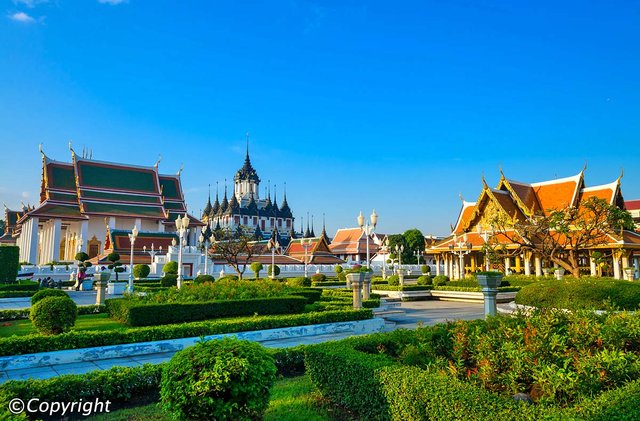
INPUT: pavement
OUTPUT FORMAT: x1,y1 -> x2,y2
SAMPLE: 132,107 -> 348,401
0,291 -> 120,310
0,297 -> 488,382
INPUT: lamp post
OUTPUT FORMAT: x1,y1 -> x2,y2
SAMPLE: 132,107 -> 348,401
127,226 -> 138,293
270,239 -> 280,279
143,244 -> 162,265
357,210 -> 378,269
414,249 -> 424,266
199,225 -> 214,276
301,239 -> 312,278
175,214 -> 190,289
448,233 -> 472,280
479,228 -> 492,271
380,238 -> 389,280
394,244 -> 405,284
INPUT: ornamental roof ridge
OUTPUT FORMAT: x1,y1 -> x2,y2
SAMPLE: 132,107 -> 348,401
581,179 -> 619,193
529,171 -> 583,187
74,155 -> 160,173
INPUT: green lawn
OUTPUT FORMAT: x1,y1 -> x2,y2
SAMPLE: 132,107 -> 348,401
89,375 -> 350,421
0,313 -> 127,337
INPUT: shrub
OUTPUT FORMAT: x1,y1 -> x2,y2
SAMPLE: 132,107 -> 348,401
31,288 -> 69,305
0,281 -> 39,292
515,278 -> 640,310
421,265 -> 430,275
161,337 -> 276,420
250,262 -> 263,278
432,275 -> 449,286
163,261 -> 178,275
160,273 -> 178,287
290,288 -> 322,304
106,296 -> 308,326
133,264 -> 151,279
217,274 -> 239,282
267,264 -> 280,277
334,265 -> 343,274
193,274 -> 215,284
311,273 -> 327,283
30,296 -> 77,335
337,272 -> 347,283
288,277 -> 311,287
0,246 -> 19,283
387,275 -> 400,286
417,275 -> 432,286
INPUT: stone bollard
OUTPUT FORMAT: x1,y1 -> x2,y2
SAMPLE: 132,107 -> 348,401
476,272 -> 502,319
346,273 -> 364,309
398,268 -> 405,286
95,271 -> 111,305
362,273 -> 372,301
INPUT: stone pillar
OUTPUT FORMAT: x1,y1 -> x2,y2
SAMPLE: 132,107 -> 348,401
613,251 -> 621,280
352,279 -> 362,309
504,257 -> 511,275
436,255 -> 441,276
589,254 -> 597,277
535,255 -> 542,277
634,256 -> 639,280
524,254 -> 531,276
51,219 -> 62,262
515,256 -> 521,274
443,255 -> 448,277
79,220 -> 89,253
157,220 -> 165,232
27,217 -> 39,266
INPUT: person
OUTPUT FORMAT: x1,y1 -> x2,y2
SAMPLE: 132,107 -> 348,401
76,270 -> 86,291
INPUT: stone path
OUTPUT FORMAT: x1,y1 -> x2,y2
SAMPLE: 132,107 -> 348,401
0,300 -> 490,381
0,291 -> 119,310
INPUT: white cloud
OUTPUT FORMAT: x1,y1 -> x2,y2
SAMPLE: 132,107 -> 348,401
9,11 -> 35,23
21,191 -> 30,199
13,0 -> 48,8
98,0 -> 127,5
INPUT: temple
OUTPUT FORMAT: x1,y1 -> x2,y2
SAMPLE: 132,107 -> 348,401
11,145 -> 203,265
202,141 -> 295,243
428,169 -> 640,280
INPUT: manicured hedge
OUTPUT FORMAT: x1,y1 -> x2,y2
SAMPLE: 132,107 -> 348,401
434,285 -> 520,292
0,282 -> 39,292
0,309 -> 373,356
290,288 -> 322,304
0,304 -> 105,322
0,246 -> 19,283
133,278 -> 163,284
515,278 -> 640,310
0,291 -> 36,298
371,285 -> 432,292
311,281 -> 346,287
106,296 -> 308,326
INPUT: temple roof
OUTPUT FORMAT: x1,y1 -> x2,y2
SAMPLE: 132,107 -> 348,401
328,227 -> 379,256
286,236 -> 344,264
234,147 -> 260,183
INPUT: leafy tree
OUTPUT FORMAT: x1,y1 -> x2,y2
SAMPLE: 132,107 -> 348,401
210,226 -> 257,280
403,228 -> 425,264
267,264 -> 280,277
107,252 -> 124,281
133,264 -> 151,279
74,252 -> 92,284
250,262 -> 263,279
486,197 -> 635,278
163,261 -> 178,275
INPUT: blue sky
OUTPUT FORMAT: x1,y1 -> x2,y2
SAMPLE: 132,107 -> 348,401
1,0 -> 639,236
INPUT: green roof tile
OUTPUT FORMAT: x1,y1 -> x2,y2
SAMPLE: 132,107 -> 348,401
78,161 -> 158,193
48,165 -> 76,190
82,201 -> 166,218
81,189 -> 160,204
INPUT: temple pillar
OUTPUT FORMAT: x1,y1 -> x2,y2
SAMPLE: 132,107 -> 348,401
524,253 -> 531,276
622,254 -> 630,272
515,256 -> 521,273
613,250 -> 621,280
27,217 -> 39,266
51,219 -> 62,262
633,255 -> 639,280
471,255 -> 476,272
134,218 -> 142,231
590,254 -> 597,277
79,220 -> 88,253
157,221 -> 165,232
109,217 -> 116,229
443,255 -> 448,277
436,255 -> 441,276
453,259 -> 458,280
42,221 -> 51,264
504,257 -> 511,275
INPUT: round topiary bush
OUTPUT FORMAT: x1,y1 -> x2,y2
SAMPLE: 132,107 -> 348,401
417,275 -> 433,286
387,275 -> 400,286
288,277 -> 311,287
193,274 -> 215,284
133,264 -> 151,279
334,265 -> 343,274
337,272 -> 347,283
160,337 -> 276,420
161,273 -> 178,287
250,262 -> 263,279
31,289 -> 69,305
433,275 -> 449,287
421,265 -> 430,275
311,273 -> 327,283
267,264 -> 280,277
30,296 -> 77,335
217,275 -> 239,282
163,261 -> 178,275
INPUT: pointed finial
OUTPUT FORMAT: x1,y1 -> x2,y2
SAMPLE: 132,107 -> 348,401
245,131 -> 250,157
268,180 -> 271,198
38,143 -> 45,158
89,149 -> 93,159
582,160 -> 588,174
481,173 -> 489,189
323,213 -> 326,230
208,183 -> 211,200
154,154 -> 162,168
177,164 -> 184,176
618,167 -> 624,182
459,193 -> 464,202
68,141 -> 74,154
216,181 -> 219,197
499,165 -> 506,180
224,178 -> 227,195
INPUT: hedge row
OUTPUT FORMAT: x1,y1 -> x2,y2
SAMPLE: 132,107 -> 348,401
311,281 -> 346,287
0,304 -> 107,322
106,296 -> 308,326
0,291 -> 36,298
0,282 -> 39,292
0,246 -> 19,283
0,309 -> 373,356
433,286 -> 521,292
515,278 -> 640,310
291,288 -> 322,304
371,285 -> 432,292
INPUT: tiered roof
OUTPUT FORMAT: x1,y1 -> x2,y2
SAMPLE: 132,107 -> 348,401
329,228 -> 379,256
286,237 -> 344,264
0,206 -> 20,243
94,228 -> 179,265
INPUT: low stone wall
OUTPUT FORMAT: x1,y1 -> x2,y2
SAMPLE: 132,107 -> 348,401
372,289 -> 517,303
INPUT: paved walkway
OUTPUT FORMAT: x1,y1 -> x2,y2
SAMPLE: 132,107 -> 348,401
0,300 -> 488,381
0,291 -> 120,310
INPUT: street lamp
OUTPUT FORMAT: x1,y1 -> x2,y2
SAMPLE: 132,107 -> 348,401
301,238 -> 312,278
380,238 -> 389,280
199,225 -> 214,276
143,244 -> 162,265
414,249 -> 424,266
175,214 -> 190,289
448,233 -> 472,280
479,227 -> 493,271
128,225 -> 138,293
270,239 -> 280,279
394,244 -> 404,273
357,209 -> 378,269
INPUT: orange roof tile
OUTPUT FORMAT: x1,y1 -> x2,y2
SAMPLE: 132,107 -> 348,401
531,173 -> 583,213
452,202 -> 476,234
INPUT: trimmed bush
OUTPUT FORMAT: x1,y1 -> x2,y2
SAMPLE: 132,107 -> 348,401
133,264 -> 150,279
106,296 -> 308,326
515,278 -> 640,310
416,275 -> 432,286
420,265 -> 430,275
193,274 -> 215,284
30,296 -> 77,335
267,264 -> 280,277
290,288 -> 322,304
334,265 -> 343,274
432,275 -> 449,286
161,338 -> 276,420
160,273 -> 178,287
163,261 -> 178,275
217,274 -> 239,282
0,281 -> 39,292
387,275 -> 400,286
311,273 -> 327,283
250,261 -> 263,278
288,277 -> 311,287
31,288 -> 69,305
0,245 -> 19,283
337,272 -> 347,283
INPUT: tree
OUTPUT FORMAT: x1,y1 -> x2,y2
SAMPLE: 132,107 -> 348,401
0,219 -> 5,234
163,261 -> 178,275
133,264 -> 151,279
267,264 -> 280,277
250,262 -> 263,279
107,252 -> 124,281
210,226 -> 257,280
74,252 -> 92,287
485,197 -> 635,278
403,229 -> 425,264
